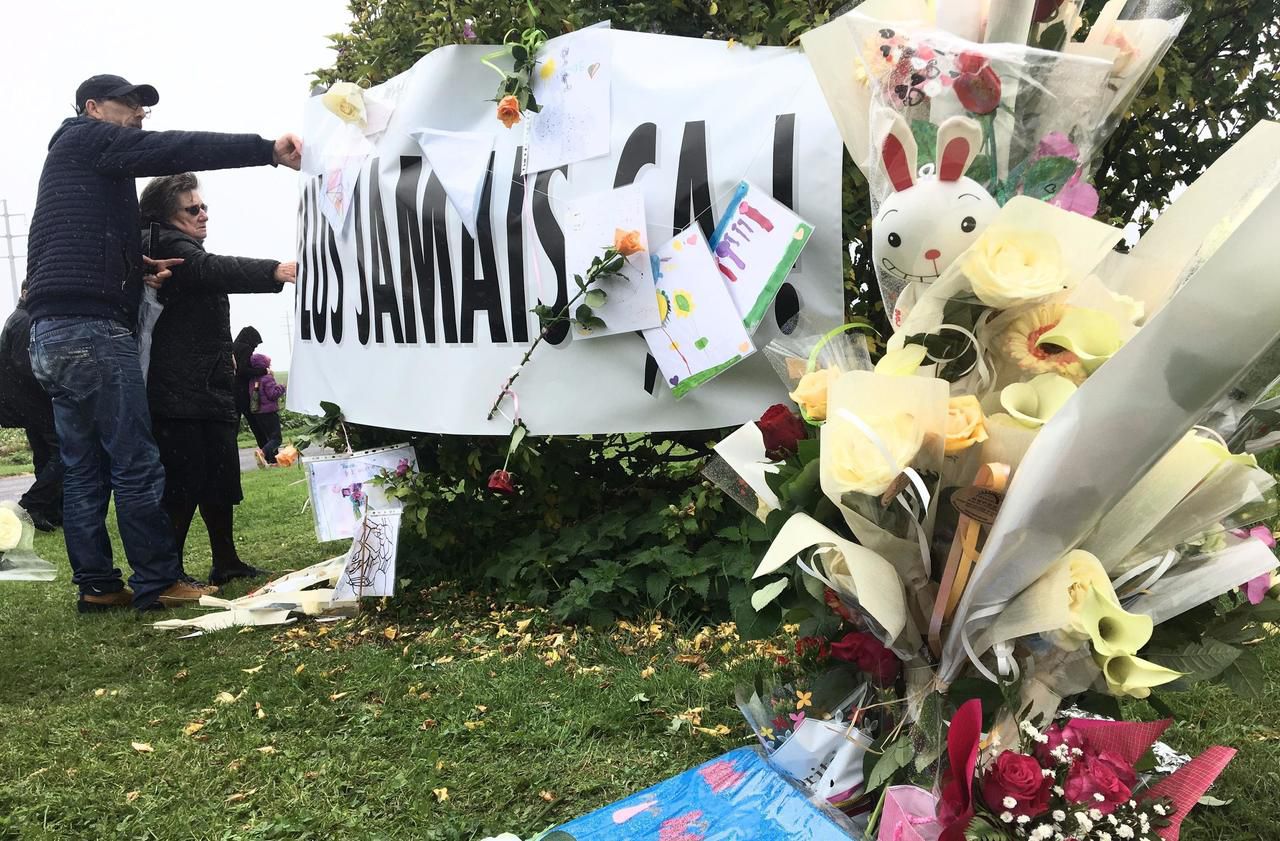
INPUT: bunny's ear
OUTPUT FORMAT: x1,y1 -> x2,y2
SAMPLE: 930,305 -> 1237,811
936,116 -> 984,182
880,111 -> 918,193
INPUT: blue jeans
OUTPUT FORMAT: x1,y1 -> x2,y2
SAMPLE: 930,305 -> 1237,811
29,317 -> 181,608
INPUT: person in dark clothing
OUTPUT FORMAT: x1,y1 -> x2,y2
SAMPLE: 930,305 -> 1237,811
0,288 -> 63,531
140,173 -> 296,586
24,73 -> 303,613
232,326 -> 272,457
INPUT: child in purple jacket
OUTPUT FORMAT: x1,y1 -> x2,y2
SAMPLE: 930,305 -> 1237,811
249,353 -> 286,466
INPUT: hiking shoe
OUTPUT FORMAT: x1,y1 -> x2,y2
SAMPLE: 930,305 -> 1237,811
157,579 -> 220,606
78,589 -> 134,613
209,563 -> 268,586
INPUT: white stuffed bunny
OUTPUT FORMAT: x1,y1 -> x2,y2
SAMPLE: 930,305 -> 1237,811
872,112 -> 999,329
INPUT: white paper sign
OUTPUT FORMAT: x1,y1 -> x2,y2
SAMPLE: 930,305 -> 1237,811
526,26 -> 612,174
289,30 -> 843,435
333,509 -> 402,600
303,444 -> 417,542
711,180 -> 815,333
563,184 -> 659,339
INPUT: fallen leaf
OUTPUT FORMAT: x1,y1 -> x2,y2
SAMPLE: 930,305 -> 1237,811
540,790 -> 556,802
125,790 -> 140,803
294,664 -> 305,675
384,627 -> 398,640
419,719 -> 438,730
242,665 -> 265,674
629,693 -> 650,704
329,692 -> 349,702
131,742 -> 153,753
640,666 -> 655,679
225,788 -> 258,803
94,688 -> 107,697
433,787 -> 449,802
515,618 -> 532,633
255,703 -> 267,720
694,723 -> 732,737
214,692 -> 237,705
173,669 -> 189,681
475,705 -> 488,713
255,746 -> 277,754
182,720 -> 206,737
463,720 -> 485,731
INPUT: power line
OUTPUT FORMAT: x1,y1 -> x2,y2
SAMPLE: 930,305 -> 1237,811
0,200 -> 28,306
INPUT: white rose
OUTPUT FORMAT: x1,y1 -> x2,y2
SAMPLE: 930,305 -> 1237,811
821,411 -> 923,497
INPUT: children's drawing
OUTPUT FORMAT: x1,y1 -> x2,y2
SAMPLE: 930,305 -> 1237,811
333,509 -> 402,600
526,26 -> 611,174
562,184 -> 661,339
304,444 -> 417,542
318,156 -> 364,234
642,227 -> 754,397
709,181 -> 814,333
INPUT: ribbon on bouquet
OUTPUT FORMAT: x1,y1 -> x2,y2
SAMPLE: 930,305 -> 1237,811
928,463 -> 1009,660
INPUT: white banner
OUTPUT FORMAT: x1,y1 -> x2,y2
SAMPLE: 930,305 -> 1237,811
288,30 -> 843,434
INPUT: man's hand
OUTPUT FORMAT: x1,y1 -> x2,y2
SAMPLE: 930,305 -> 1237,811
272,133 -> 303,170
142,256 -> 184,289
274,262 -> 297,284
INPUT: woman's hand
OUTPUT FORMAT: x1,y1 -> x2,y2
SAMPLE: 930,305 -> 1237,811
274,262 -> 297,284
143,256 -> 184,289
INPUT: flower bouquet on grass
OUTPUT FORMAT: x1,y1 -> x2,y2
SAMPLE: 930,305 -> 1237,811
691,4 -> 1280,839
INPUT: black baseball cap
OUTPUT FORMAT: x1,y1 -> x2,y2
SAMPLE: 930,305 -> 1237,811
75,74 -> 160,113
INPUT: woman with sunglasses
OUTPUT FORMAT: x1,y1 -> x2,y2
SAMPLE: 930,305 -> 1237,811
138,172 -> 295,586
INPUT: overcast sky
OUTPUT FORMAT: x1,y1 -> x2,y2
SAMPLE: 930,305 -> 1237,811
0,0 -> 352,368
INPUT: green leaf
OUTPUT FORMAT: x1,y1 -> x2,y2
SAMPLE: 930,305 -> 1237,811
796,437 -> 821,464
864,734 -> 912,791
750,577 -> 789,612
1019,156 -> 1076,201
1146,637 -> 1241,682
1037,20 -> 1067,51
1220,648 -> 1265,698
584,289 -> 608,308
913,691 -> 946,773
645,571 -> 670,604
910,119 -> 937,167
575,304 -> 593,323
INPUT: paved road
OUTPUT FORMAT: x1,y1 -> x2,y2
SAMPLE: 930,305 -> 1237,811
0,447 -> 267,505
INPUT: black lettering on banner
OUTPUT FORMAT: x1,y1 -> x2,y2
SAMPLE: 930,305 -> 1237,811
773,112 -> 801,333
461,150 -> 509,344
367,159 -> 405,345
325,209 -> 345,344
297,180 -> 312,341
673,120 -> 715,241
506,148 -> 529,343
531,166 -> 569,345
423,169 -> 459,344
612,122 -> 663,397
312,182 -> 333,343
353,175 -> 372,344
395,156 -> 426,343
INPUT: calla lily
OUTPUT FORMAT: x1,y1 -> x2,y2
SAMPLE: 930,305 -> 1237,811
1035,306 -> 1122,373
1193,435 -> 1259,469
1095,653 -> 1184,699
1000,372 -> 1077,428
873,343 -> 928,377
1042,550 -> 1126,652
1076,585 -> 1153,658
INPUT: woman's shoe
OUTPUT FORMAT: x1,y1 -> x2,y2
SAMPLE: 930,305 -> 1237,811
209,563 -> 269,586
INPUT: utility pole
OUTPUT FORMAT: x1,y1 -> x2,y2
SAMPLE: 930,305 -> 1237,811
0,200 -> 28,306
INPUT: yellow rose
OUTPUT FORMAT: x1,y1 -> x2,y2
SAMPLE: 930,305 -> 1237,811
0,506 -> 22,552
788,367 -> 838,421
821,411 -> 923,497
613,228 -> 644,257
496,95 -> 522,129
321,81 -> 368,127
944,395 -> 988,455
962,227 -> 1070,309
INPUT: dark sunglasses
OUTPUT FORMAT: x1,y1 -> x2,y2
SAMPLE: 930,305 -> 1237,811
181,203 -> 209,217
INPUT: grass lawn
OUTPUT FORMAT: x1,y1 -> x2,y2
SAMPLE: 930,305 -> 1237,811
1,468 -> 1277,839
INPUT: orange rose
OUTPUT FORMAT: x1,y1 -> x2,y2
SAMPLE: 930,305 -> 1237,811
496,95 -> 522,129
613,228 -> 643,257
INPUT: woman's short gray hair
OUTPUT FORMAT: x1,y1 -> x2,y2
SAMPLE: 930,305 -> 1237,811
139,172 -> 200,225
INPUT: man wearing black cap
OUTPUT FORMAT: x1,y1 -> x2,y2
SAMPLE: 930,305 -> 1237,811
24,73 -> 303,613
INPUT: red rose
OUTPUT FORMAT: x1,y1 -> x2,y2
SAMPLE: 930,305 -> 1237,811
1033,0 -> 1065,22
823,587 -> 860,624
1064,749 -> 1136,814
829,631 -> 901,685
794,636 -> 830,661
756,403 -> 806,458
953,53 -> 1002,114
487,469 -> 516,495
981,750 -> 1052,817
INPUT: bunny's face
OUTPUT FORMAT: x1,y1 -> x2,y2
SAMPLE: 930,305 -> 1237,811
873,176 -> 999,284
871,114 -> 998,305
